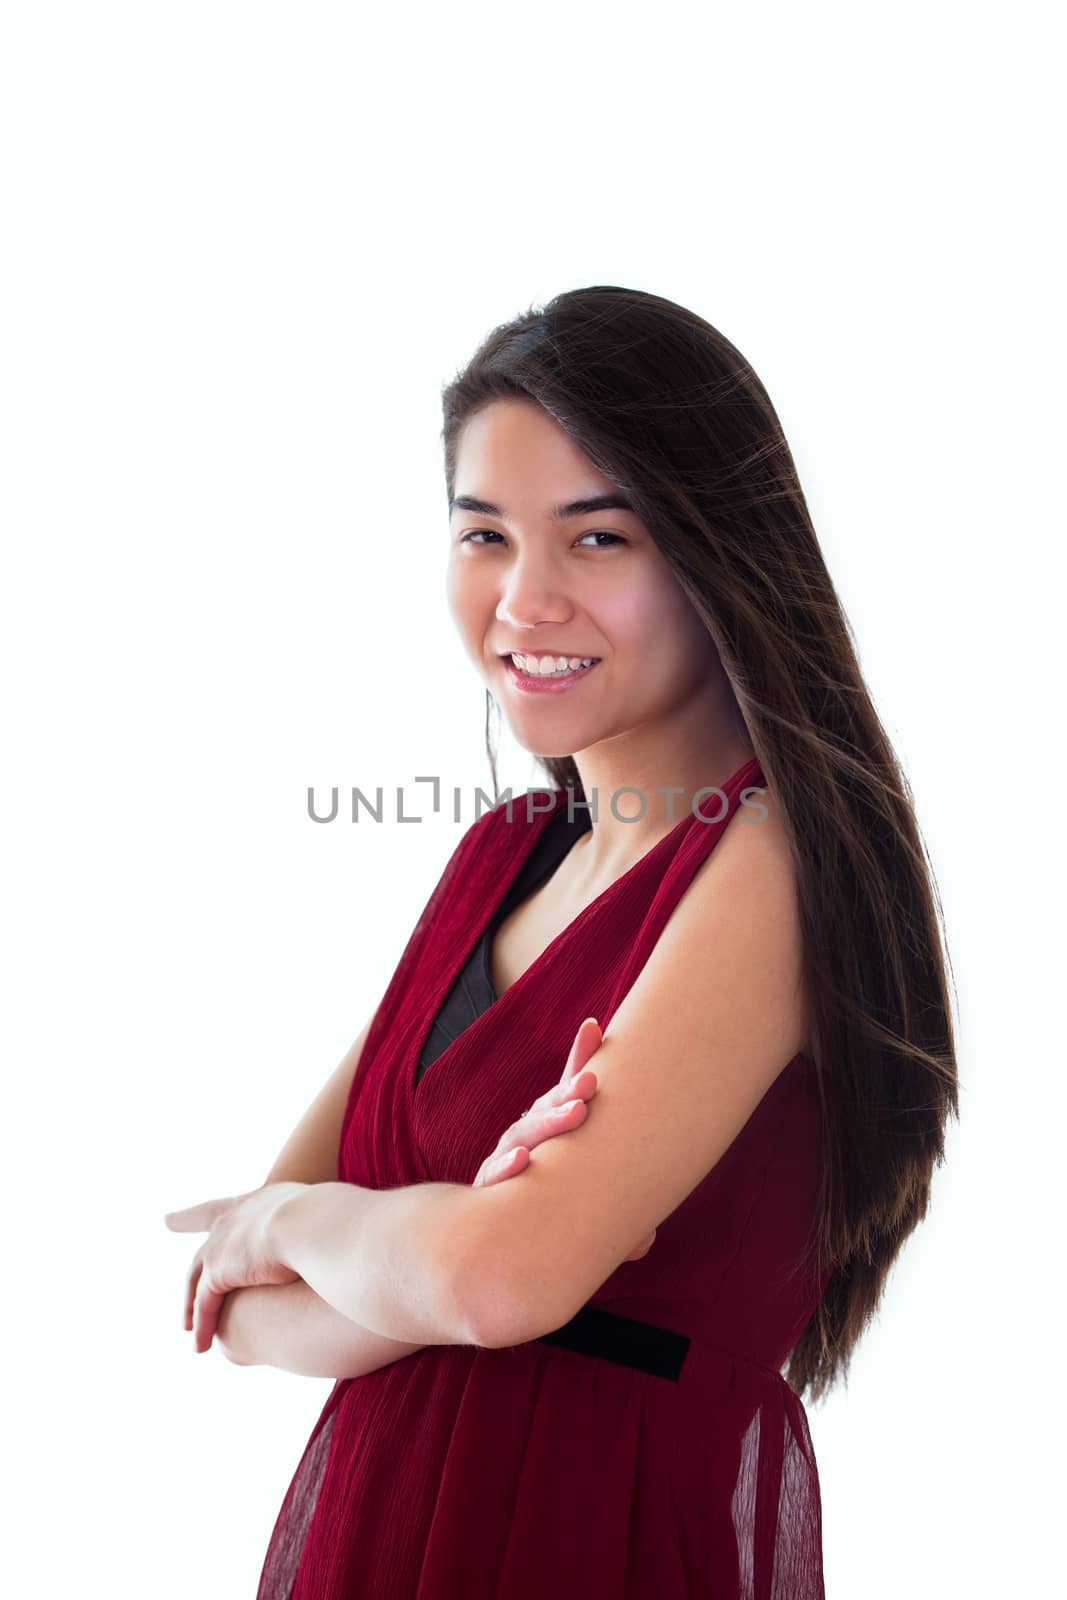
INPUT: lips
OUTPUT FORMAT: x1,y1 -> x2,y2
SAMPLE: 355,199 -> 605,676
503,655 -> 602,693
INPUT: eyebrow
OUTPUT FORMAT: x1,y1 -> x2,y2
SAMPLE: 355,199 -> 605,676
449,492 -> 638,521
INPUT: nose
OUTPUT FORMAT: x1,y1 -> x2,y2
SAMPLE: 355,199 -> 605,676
495,548 -> 574,630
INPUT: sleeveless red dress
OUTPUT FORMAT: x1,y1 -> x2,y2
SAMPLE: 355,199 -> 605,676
257,757 -> 830,1598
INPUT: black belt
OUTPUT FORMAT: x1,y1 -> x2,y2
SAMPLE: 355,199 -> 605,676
535,1305 -> 690,1381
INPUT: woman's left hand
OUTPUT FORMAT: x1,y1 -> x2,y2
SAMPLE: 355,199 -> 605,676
163,1183 -> 308,1354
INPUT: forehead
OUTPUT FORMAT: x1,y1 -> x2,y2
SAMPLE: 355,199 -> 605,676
452,399 -> 628,517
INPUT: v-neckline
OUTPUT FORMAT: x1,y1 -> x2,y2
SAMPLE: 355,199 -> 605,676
479,804 -> 592,1003
407,758 -> 763,1104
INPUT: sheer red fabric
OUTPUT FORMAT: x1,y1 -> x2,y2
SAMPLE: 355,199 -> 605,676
257,757 -> 831,1598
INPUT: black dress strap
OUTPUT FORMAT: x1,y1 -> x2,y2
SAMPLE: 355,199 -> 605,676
535,1305 -> 690,1381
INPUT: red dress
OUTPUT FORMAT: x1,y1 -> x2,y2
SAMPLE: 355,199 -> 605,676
257,756 -> 830,1598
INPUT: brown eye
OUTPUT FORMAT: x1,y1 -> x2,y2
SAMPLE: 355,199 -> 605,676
575,531 -> 627,547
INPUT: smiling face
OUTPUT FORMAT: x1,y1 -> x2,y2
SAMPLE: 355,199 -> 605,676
446,397 -> 726,763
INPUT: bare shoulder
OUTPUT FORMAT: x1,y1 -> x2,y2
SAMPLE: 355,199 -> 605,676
690,777 -> 809,1047
685,772 -> 801,922
666,774 -> 806,1015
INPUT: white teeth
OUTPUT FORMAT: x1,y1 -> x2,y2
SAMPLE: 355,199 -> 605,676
511,653 -> 598,678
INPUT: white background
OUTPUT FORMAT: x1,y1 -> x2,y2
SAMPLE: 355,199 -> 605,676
3,3 -> 1061,1595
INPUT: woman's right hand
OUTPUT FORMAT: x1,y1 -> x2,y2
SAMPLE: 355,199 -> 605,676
471,1016 -> 657,1263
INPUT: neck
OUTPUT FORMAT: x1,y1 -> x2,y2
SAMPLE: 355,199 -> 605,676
566,689 -> 756,884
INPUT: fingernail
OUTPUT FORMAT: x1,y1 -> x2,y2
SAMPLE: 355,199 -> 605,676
557,1099 -> 580,1114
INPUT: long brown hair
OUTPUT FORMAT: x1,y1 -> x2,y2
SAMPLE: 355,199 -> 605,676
439,286 -> 959,1405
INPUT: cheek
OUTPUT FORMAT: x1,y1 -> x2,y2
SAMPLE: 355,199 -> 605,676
605,584 -> 712,690
446,560 -> 494,651
600,581 -> 679,657
444,562 -> 462,626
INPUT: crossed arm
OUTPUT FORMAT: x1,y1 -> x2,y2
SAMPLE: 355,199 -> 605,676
218,1065 -> 600,1376
218,1278 -> 431,1378
218,1178 -> 482,1375
214,794 -> 806,1376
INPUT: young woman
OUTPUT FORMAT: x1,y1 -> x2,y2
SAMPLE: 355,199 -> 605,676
166,286 -> 958,1598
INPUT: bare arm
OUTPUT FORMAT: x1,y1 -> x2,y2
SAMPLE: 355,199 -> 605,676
218,1278 -> 428,1378
219,1006 -> 432,1378
260,1010 -> 377,1188
215,1015 -> 611,1374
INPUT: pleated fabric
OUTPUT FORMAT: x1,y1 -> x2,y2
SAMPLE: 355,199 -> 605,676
257,757 -> 831,1599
